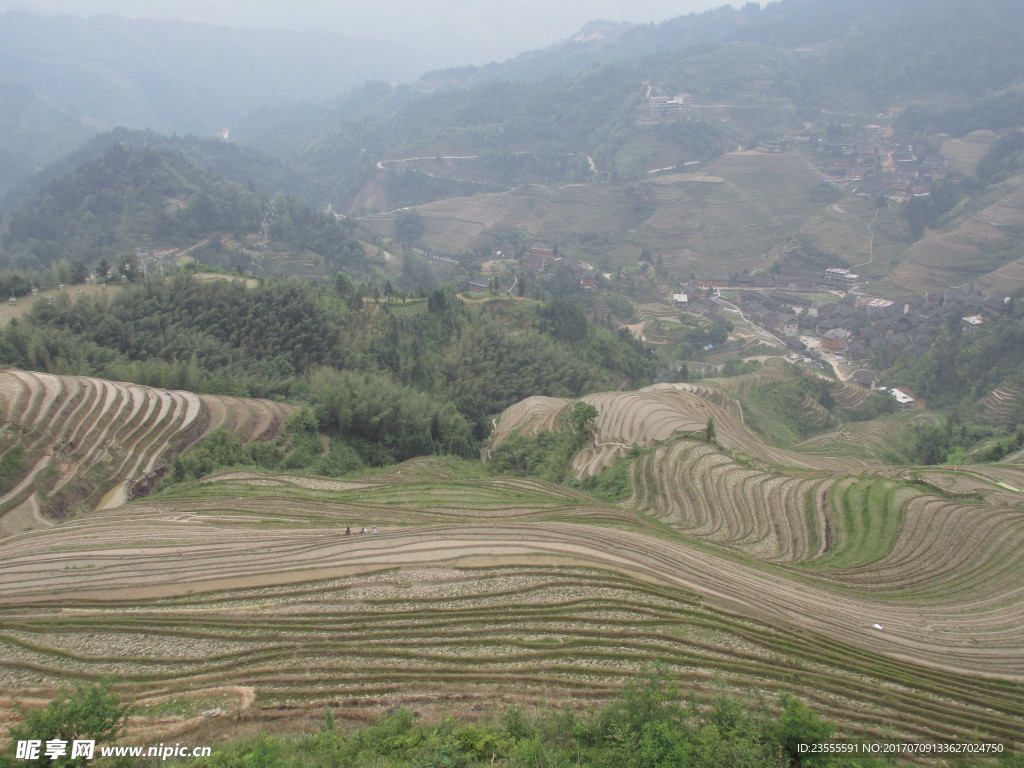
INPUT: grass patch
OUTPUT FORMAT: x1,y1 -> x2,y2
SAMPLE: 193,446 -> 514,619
806,479 -> 903,568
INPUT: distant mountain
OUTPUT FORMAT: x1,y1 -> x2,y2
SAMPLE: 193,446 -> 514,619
0,82 -> 95,200
0,10 -> 424,190
227,0 -> 1024,213
1,128 -> 318,215
415,0 -> 1024,99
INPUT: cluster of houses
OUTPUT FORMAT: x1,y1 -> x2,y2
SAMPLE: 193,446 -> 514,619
466,244 -> 598,293
738,292 -> 804,338
690,265 -> 869,293
519,245 -> 597,290
806,134 -> 955,202
715,287 -> 1008,366
855,173 -> 939,203
808,290 -> 1011,363
813,139 -> 880,184
674,271 -> 1011,409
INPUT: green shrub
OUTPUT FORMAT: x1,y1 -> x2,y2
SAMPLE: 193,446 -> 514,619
0,443 -> 25,492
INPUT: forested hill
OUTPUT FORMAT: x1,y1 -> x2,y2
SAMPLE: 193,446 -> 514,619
2,144 -> 260,268
0,142 -> 374,284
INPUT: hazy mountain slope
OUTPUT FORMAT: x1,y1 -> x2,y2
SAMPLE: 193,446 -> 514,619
0,144 -> 268,269
0,82 -> 94,200
360,149 -> 824,273
0,144 -> 375,286
0,10 -> 424,191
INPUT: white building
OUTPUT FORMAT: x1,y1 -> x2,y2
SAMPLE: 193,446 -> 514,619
890,388 -> 915,408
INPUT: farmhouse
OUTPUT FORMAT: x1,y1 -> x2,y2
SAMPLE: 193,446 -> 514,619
522,246 -> 555,275
982,294 -> 1011,315
648,96 -> 677,116
695,274 -> 730,289
821,327 -> 851,353
853,369 -> 877,389
824,267 -> 859,285
770,291 -> 812,308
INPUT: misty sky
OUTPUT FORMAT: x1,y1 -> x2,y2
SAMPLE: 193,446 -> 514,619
0,0 -> 734,67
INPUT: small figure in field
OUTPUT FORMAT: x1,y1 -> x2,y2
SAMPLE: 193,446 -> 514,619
345,526 -> 351,536
361,527 -> 368,534
372,527 -> 379,535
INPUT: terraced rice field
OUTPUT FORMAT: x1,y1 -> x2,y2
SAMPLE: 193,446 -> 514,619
639,152 -> 822,276
975,378 -> 1024,425
941,131 -> 996,177
795,417 -> 908,462
0,371 -> 1021,749
0,369 -> 294,535
889,177 -> 1024,293
360,185 -> 636,257
791,206 -> 871,265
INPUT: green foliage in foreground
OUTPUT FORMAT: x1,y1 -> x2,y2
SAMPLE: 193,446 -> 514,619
1,680 -> 126,768
0,276 -> 653,472
181,673 -> 885,768
5,664 -> 1021,768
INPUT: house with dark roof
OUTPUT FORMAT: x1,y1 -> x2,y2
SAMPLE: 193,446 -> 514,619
853,369 -> 877,388
822,328 -> 851,352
